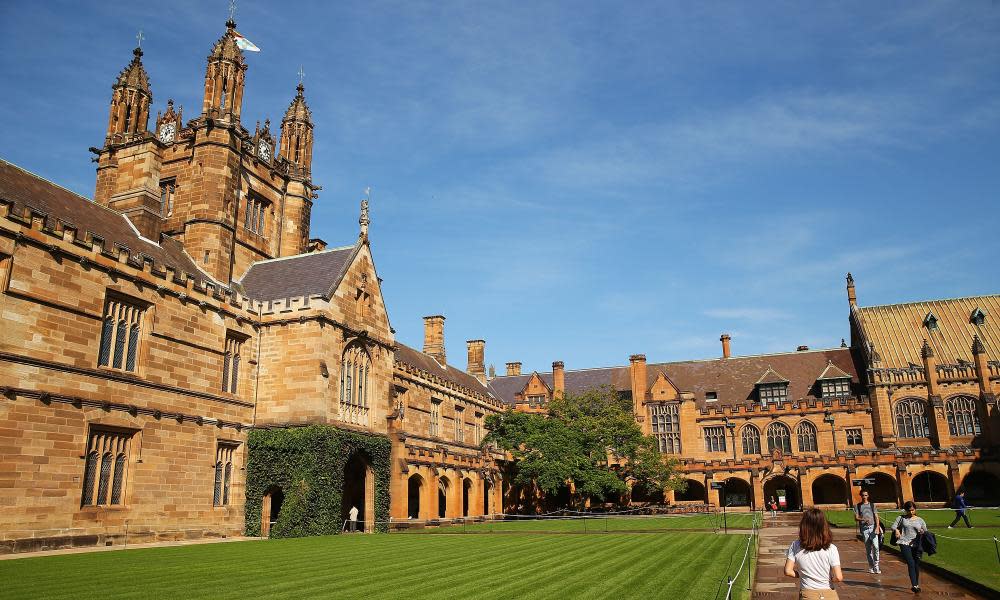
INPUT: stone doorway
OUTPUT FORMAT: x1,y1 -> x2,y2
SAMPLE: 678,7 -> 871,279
261,486 -> 284,538
341,453 -> 375,532
407,474 -> 424,520
764,475 -> 800,511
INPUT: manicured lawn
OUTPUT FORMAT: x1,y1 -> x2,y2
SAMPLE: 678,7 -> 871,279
826,508 -> 1000,593
415,512 -> 757,534
0,531 -> 755,600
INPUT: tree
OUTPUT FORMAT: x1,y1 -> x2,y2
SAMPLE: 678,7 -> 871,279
484,386 -> 684,508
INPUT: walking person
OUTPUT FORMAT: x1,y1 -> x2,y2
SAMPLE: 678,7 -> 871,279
769,496 -> 778,519
784,508 -> 843,599
892,501 -> 928,593
948,490 -> 973,529
854,489 -> 882,574
348,505 -> 359,533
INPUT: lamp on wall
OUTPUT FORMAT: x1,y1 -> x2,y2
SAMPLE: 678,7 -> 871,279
725,418 -> 736,462
823,410 -> 837,455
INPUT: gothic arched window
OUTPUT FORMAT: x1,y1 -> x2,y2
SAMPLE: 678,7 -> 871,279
946,396 -> 981,437
340,344 -> 372,426
894,398 -> 929,438
766,422 -> 792,454
796,421 -> 818,452
741,425 -> 761,455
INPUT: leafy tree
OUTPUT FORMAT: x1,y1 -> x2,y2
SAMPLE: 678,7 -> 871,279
484,386 -> 684,507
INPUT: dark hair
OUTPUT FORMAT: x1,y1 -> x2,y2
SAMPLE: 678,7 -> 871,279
798,508 -> 833,551
903,501 -> 917,511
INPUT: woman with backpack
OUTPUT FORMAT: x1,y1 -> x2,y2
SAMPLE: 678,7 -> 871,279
784,508 -> 843,599
892,501 -> 928,593
854,489 -> 882,574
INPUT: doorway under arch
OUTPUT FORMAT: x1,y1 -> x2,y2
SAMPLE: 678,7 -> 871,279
342,453 -> 374,532
438,477 -> 450,519
912,471 -> 949,503
463,478 -> 473,517
407,474 -> 424,520
764,475 -> 800,511
960,471 -> 1000,506
483,479 -> 493,516
811,474 -> 849,506
723,478 -> 752,508
261,485 -> 284,538
860,472 -> 898,505
675,479 -> 707,502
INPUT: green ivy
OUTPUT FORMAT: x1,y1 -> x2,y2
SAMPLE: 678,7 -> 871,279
244,425 -> 392,538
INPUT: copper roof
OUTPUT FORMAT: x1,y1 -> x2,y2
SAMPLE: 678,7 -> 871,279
0,158 -> 212,287
237,244 -> 357,301
488,347 -> 862,408
394,342 -> 492,397
852,295 -> 1000,369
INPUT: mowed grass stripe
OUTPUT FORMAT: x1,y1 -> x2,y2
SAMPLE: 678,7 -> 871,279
0,532 -> 746,599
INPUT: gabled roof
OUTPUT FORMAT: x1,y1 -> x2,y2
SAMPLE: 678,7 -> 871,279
487,347 -> 861,409
852,294 -> 1000,369
394,342 -> 491,398
0,158 -> 212,288
816,360 -> 852,381
755,366 -> 790,386
237,243 -> 358,301
519,372 -> 552,397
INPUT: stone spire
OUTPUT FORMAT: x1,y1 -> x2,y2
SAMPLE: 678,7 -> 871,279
105,45 -> 152,143
201,20 -> 246,120
279,82 -> 314,177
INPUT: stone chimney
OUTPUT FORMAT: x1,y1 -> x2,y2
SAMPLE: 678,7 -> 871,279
466,339 -> 486,384
552,361 -> 565,399
423,315 -> 446,364
721,334 -> 732,359
505,362 -> 522,377
629,354 -> 648,414
847,273 -> 857,307
796,345 -> 809,352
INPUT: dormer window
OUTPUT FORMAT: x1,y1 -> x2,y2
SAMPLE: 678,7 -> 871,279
705,391 -> 718,402
923,311 -> 938,332
821,379 -> 850,398
758,383 -> 788,406
970,307 -> 986,326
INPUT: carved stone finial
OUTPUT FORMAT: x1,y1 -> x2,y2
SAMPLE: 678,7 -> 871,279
359,187 -> 370,238
972,335 -> 986,355
846,272 -> 854,286
921,339 -> 934,359
840,338 -> 847,348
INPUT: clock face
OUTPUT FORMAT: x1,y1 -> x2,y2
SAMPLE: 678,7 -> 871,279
258,141 -> 271,161
158,122 -> 175,144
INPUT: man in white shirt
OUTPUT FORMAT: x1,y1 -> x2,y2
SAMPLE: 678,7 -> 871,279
349,505 -> 359,532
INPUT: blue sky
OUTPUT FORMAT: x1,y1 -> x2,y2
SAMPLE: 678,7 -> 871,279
1,1 -> 998,373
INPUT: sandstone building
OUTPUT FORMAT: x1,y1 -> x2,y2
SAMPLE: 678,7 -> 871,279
1,19 -> 997,555
490,280 -> 1000,511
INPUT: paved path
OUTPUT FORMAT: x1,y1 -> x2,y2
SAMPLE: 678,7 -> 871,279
0,536 -> 260,561
752,513 -> 985,599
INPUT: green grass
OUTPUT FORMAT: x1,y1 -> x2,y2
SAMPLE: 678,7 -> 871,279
0,532 -> 754,600
826,508 -> 1000,593
407,512 -> 757,534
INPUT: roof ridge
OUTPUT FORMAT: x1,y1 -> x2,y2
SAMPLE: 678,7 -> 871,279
244,244 -> 355,268
858,294 -> 1000,311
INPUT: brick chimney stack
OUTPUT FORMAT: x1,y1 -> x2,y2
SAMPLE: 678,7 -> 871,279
552,361 -> 565,399
466,339 -> 486,384
721,334 -> 732,359
423,315 -> 446,364
847,272 -> 857,307
505,362 -> 522,377
629,354 -> 647,416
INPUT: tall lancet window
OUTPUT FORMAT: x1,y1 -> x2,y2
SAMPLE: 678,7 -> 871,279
340,343 -> 371,426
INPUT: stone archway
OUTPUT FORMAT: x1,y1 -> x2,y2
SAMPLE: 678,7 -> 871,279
438,477 -> 450,519
723,478 -> 752,508
261,485 -> 284,538
342,453 -> 375,532
463,478 -> 473,517
764,475 -> 800,511
407,474 -> 424,520
912,471 -> 949,503
675,479 -> 707,502
960,471 -> 1000,506
811,474 -> 849,506
861,472 -> 898,506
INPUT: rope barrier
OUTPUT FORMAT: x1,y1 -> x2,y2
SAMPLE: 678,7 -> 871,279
724,533 -> 754,600
934,534 -> 997,542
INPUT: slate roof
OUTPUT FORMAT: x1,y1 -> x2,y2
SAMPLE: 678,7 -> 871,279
237,244 -> 357,301
0,158 -> 213,287
852,295 -> 1000,369
394,342 -> 492,397
488,347 -> 862,409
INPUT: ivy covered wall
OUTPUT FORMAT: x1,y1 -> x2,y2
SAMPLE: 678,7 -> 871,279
244,425 -> 392,537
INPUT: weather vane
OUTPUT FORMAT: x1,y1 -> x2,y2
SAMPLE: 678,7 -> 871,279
229,0 -> 237,22
297,66 -> 305,85
136,30 -> 144,49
